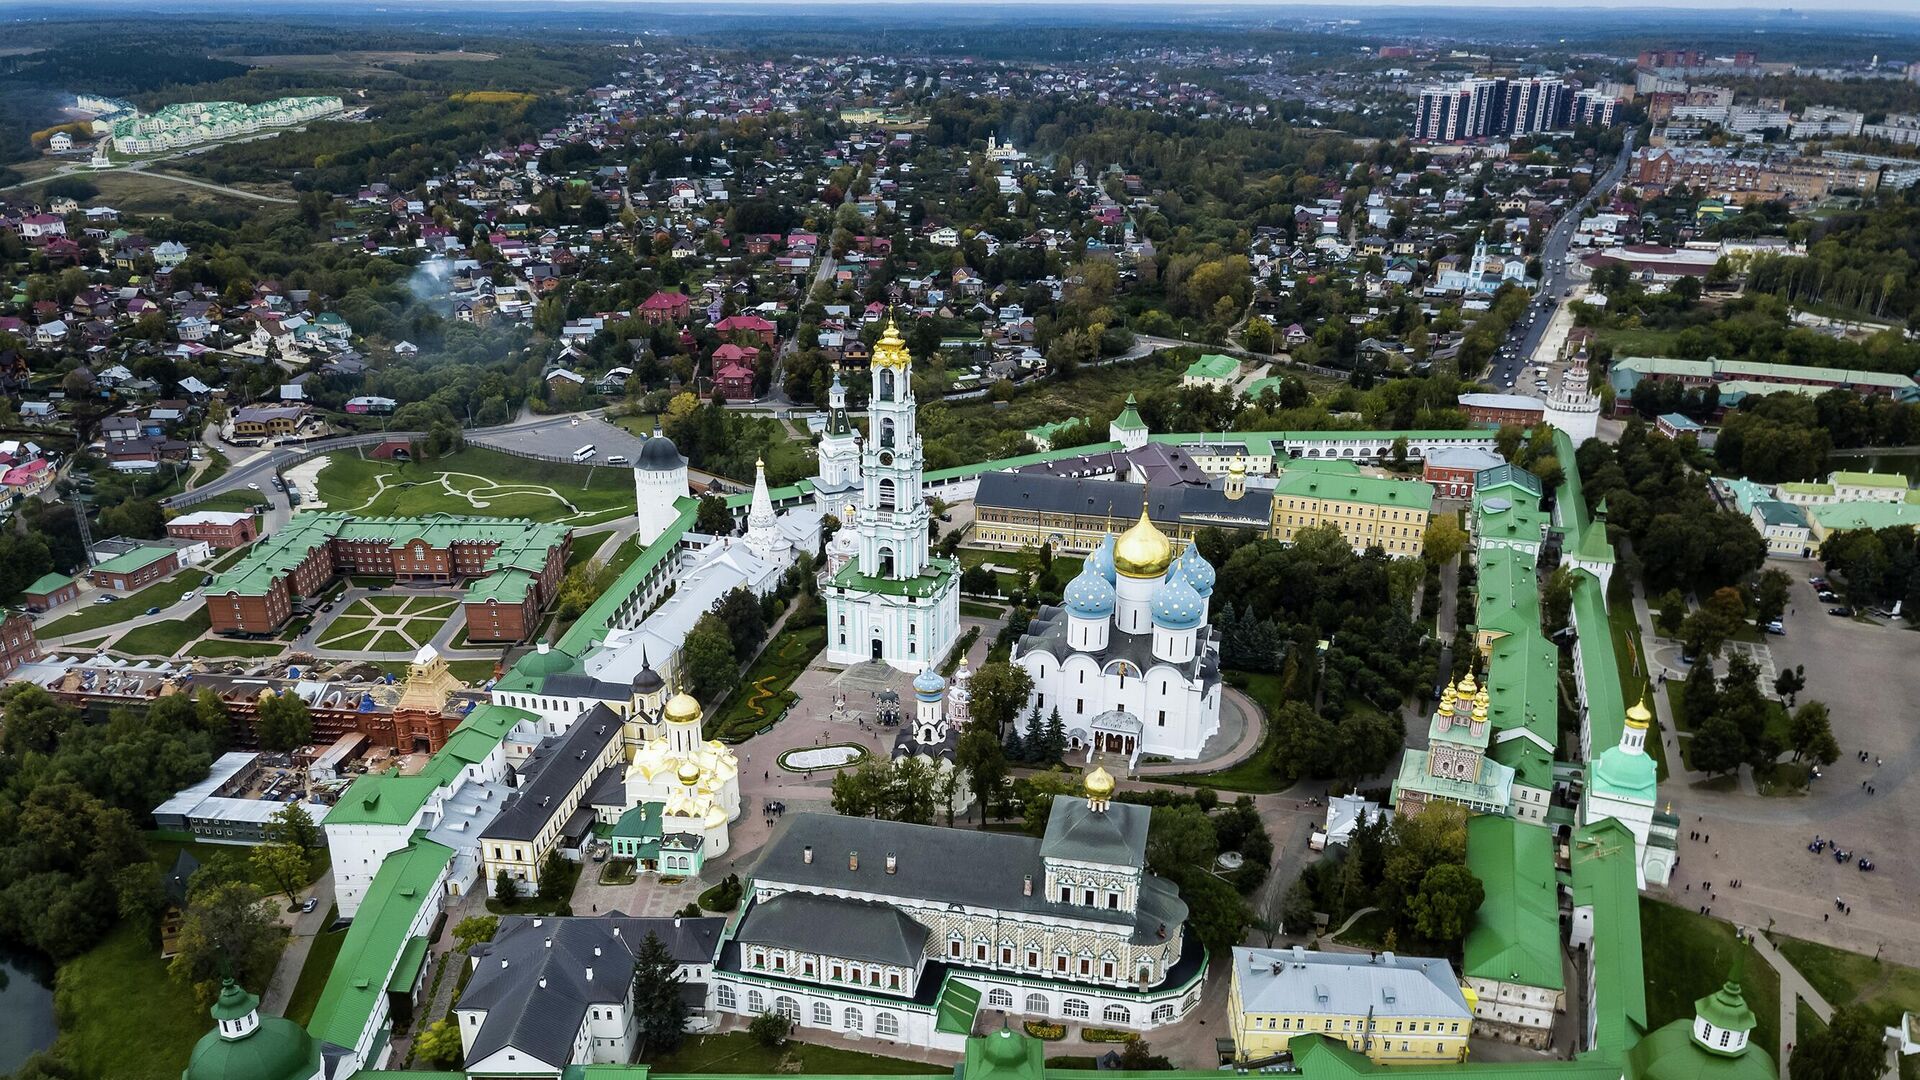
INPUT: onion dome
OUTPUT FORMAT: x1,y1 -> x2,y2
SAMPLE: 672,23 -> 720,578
1149,574 -> 1206,631
184,979 -> 320,1080
1063,561 -> 1118,619
1113,507 -> 1173,579
676,760 -> 703,785
913,668 -> 947,701
1626,695 -> 1653,730
664,690 -> 702,725
871,319 -> 912,369
1085,765 -> 1116,797
638,434 -> 684,470
631,648 -> 664,696
1088,534 -> 1117,584
1177,544 -> 1216,598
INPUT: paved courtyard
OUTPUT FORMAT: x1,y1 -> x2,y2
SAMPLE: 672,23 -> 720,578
1644,563 -> 1920,966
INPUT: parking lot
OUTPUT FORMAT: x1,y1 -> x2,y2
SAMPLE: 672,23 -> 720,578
1659,558 -> 1920,965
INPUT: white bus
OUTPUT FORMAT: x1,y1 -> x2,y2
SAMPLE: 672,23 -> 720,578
572,444 -> 597,462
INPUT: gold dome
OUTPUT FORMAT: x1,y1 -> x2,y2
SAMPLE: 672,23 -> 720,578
1228,457 -> 1247,475
871,320 -> 912,370
664,690 -> 702,725
1085,766 -> 1116,796
677,760 -> 703,785
1113,508 -> 1173,578
1625,695 -> 1653,730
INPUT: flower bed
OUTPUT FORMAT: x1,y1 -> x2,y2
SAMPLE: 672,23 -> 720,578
1079,1027 -> 1137,1043
1023,1021 -> 1066,1041
778,744 -> 869,772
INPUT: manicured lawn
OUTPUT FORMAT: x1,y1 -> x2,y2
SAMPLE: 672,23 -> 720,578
647,1031 -> 943,1075
41,548 -> 246,638
565,530 -> 613,572
959,600 -> 1006,618
284,916 -> 347,1027
114,610 -> 211,657
315,595 -> 456,651
1157,672 -> 1293,793
1773,933 -> 1920,1041
1597,327 -> 1684,359
371,630 -> 412,651
312,446 -> 634,524
51,922 -> 231,1080
708,623 -> 828,742
1641,899 -> 1780,1062
448,659 -> 501,684
186,639 -> 286,659
178,490 -> 268,515
1609,598 -> 1669,780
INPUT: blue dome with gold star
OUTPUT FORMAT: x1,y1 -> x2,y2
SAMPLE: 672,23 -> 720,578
1150,575 -> 1205,631
1088,534 -> 1117,584
1177,544 -> 1216,598
1064,562 -> 1118,619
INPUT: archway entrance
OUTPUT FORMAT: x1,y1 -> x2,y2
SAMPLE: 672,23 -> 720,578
872,637 -> 884,661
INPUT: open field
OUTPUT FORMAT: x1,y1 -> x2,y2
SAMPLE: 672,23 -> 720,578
312,446 -> 633,525
115,610 -> 211,657
51,922 -> 215,1080
40,547 -> 248,638
225,49 -> 501,77
1641,899 -> 1780,1062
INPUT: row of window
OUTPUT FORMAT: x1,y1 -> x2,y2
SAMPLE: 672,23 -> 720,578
1250,1016 -> 1462,1034
716,987 -> 903,1038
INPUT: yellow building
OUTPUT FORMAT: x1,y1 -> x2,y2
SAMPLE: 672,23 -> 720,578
1228,947 -> 1475,1065
479,706 -> 624,890
1269,465 -> 1433,558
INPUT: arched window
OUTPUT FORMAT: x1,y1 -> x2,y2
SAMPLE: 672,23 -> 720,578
875,1012 -> 900,1038
775,996 -> 800,1023
1063,999 -> 1090,1019
879,478 -> 897,511
987,988 -> 1014,1009
746,989 -> 765,1014
844,1007 -> 865,1031
1152,1003 -> 1176,1023
880,417 -> 897,449
1103,1004 -> 1131,1025
813,1002 -> 832,1026
715,984 -> 736,1009
878,369 -> 896,402
1025,993 -> 1050,1015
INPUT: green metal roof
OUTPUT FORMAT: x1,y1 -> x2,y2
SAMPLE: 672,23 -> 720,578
1290,1033 -> 1621,1080
212,513 -> 566,599
1572,570 -> 1627,757
1491,739 -> 1555,790
553,498 -> 697,658
1812,501 -> 1920,531
91,544 -> 179,576
1185,353 -> 1240,380
23,572 -> 76,594
322,770 -> 448,828
386,935 -> 430,993
935,976 -> 983,1035
1571,819 -> 1647,1055
1463,815 -> 1564,990
1273,469 -> 1434,510
306,836 -> 453,1052
827,558 -> 957,599
1111,394 -> 1147,432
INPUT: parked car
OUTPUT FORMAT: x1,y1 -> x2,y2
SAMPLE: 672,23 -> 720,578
182,590 -> 196,602
1765,620 -> 1786,635
1828,606 -> 1853,617
301,897 -> 318,914
144,606 -> 161,616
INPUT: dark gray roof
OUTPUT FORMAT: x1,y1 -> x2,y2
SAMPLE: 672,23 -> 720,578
734,893 -> 929,966
976,471 -> 1270,531
639,434 -> 684,470
753,813 -> 1185,945
539,671 -> 631,701
1039,797 -> 1150,867
463,915 -> 725,1069
1014,604 -> 1222,688
482,705 -> 622,842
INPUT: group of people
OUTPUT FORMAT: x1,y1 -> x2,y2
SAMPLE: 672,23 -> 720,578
1809,836 -> 1877,873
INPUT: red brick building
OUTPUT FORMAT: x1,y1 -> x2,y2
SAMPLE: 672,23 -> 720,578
167,510 -> 259,550
713,313 -> 778,349
636,291 -> 691,325
89,545 -> 182,592
206,514 -> 570,642
22,573 -> 80,613
0,612 -> 41,676
1456,392 -> 1546,428
1422,446 -> 1508,499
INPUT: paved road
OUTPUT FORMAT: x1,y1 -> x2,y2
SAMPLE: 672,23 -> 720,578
261,870 -> 336,1016
1484,132 -> 1635,392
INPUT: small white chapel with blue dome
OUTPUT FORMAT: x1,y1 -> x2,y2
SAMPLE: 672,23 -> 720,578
1010,510 -> 1223,766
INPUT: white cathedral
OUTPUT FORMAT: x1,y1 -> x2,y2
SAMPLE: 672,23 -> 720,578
1011,513 -> 1223,766
820,322 -> 961,674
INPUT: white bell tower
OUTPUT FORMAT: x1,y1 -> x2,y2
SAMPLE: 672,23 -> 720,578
857,321 -> 930,580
